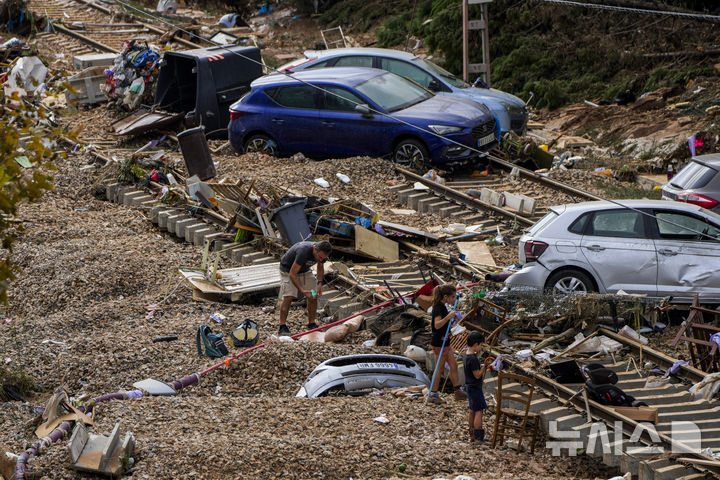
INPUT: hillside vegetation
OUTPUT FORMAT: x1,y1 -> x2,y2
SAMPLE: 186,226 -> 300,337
315,0 -> 720,109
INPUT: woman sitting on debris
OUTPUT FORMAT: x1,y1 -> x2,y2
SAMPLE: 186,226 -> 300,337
428,284 -> 466,405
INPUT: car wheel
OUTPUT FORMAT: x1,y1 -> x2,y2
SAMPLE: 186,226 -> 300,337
546,269 -> 595,299
244,134 -> 278,156
393,139 -> 431,171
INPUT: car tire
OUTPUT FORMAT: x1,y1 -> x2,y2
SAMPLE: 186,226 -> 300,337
244,134 -> 278,156
545,269 -> 595,299
392,139 -> 431,171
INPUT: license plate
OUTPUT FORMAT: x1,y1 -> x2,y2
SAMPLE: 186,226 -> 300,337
477,133 -> 495,147
356,362 -> 398,369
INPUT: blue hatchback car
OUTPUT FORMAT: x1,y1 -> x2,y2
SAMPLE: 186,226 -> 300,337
228,67 -> 497,169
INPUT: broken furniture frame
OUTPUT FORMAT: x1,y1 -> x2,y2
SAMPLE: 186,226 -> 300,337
491,371 -> 540,453
671,294 -> 720,372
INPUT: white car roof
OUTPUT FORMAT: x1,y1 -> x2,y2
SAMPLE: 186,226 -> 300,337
550,199 -> 706,215
303,47 -> 417,61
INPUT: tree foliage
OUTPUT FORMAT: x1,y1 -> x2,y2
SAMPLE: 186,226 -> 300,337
0,93 -> 56,304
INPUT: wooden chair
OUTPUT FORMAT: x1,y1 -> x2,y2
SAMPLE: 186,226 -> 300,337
491,372 -> 540,453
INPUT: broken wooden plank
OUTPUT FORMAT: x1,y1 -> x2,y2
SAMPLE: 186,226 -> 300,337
457,241 -> 496,266
376,220 -> 439,242
354,225 -> 399,262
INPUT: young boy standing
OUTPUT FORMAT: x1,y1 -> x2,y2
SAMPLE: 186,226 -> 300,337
464,331 -> 492,442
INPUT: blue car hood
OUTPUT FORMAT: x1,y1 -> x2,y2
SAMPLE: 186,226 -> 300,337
395,95 -> 492,124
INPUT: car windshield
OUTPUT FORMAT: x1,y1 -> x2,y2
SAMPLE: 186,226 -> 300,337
412,57 -> 470,89
355,72 -> 433,112
670,160 -> 717,189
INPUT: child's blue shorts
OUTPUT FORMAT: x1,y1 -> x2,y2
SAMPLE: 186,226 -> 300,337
467,385 -> 487,412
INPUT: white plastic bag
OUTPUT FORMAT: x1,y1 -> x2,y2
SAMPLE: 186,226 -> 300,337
314,178 -> 330,188
7,56 -> 47,92
404,345 -> 426,362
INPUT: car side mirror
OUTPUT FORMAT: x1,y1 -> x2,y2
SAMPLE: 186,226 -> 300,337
473,77 -> 489,89
355,104 -> 372,116
428,80 -> 442,92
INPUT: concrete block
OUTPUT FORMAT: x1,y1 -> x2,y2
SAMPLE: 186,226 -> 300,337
184,223 -> 206,243
480,187 -> 503,206
175,218 -> 196,239
639,458 -> 672,480
166,214 -> 188,234
620,450 -> 658,476
130,194 -> 154,207
438,205 -> 463,218
193,228 -> 216,246
122,191 -> 145,206
204,233 -> 229,252
230,246 -> 257,263
241,251 -> 269,266
654,465 -> 696,480
388,184 -> 408,192
105,182 -> 120,202
151,205 -> 165,224
157,210 -> 173,230
417,197 -> 442,213
117,187 -> 137,204
252,256 -> 277,265
407,192 -> 431,210
396,188 -> 415,203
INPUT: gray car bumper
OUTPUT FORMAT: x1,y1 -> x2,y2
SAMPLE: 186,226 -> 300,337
502,263 -> 551,293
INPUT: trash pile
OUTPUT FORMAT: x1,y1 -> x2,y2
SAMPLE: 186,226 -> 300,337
101,40 -> 161,110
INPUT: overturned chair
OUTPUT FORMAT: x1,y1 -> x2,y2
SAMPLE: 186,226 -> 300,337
491,372 -> 540,453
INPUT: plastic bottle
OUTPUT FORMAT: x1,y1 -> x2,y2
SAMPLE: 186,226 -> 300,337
667,164 -> 674,181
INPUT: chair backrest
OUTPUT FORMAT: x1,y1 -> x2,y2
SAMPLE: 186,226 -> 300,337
497,372 -> 536,418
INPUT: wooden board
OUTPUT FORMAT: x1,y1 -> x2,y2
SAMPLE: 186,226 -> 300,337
354,225 -> 399,262
457,241 -> 496,267
608,406 -> 658,424
376,220 -> 439,242
390,208 -> 417,215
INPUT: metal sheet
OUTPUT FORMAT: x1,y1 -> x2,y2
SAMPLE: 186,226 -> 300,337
111,109 -> 183,136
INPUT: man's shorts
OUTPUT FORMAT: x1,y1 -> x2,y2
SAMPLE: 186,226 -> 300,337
279,270 -> 317,299
467,385 -> 487,412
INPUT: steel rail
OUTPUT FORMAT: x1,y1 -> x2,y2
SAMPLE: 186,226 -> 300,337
483,152 -> 604,202
52,23 -> 119,53
395,166 -> 535,226
496,352 -> 720,474
599,327 -> 708,383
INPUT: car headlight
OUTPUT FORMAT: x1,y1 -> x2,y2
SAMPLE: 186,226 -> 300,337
499,100 -> 525,115
429,125 -> 462,135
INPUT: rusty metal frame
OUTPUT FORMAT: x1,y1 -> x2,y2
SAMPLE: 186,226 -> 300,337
671,294 -> 720,372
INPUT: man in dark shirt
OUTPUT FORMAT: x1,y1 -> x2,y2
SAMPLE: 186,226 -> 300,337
277,240 -> 332,335
463,331 -> 492,442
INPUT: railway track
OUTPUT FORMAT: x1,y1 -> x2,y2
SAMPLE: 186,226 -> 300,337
392,156 -> 604,235
29,0 -> 203,54
485,328 -> 720,479
104,174 -> 720,479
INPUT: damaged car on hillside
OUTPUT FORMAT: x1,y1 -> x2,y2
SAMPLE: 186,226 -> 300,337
228,67 -> 498,170
503,199 -> 720,303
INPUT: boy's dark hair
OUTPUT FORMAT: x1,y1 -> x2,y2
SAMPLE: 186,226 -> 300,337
467,331 -> 484,347
316,240 -> 332,254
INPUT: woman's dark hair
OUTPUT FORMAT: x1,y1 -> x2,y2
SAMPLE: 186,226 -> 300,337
431,284 -> 456,307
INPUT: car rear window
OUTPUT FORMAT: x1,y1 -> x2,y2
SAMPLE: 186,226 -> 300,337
669,160 -> 717,190
527,211 -> 558,236
587,210 -> 644,238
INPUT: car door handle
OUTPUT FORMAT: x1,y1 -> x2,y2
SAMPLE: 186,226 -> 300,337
271,118 -> 284,125
585,245 -> 605,252
658,248 -> 678,256
322,121 -> 335,127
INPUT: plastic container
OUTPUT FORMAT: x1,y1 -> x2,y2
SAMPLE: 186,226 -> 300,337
336,173 -> 350,184
66,66 -> 107,105
314,178 -> 330,188
270,199 -> 310,246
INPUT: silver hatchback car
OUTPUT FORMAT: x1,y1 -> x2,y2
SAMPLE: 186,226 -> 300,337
503,200 -> 720,303
661,154 -> 720,214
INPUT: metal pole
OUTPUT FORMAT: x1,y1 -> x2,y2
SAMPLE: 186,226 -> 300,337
462,0 -> 469,82
482,3 -> 491,86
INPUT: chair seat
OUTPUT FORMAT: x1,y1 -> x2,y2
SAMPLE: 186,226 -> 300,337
500,407 -> 539,418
